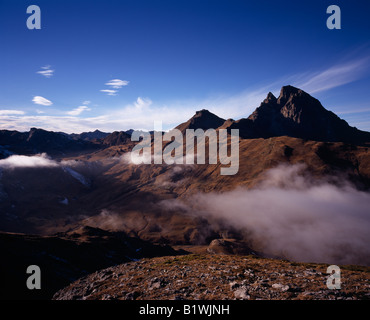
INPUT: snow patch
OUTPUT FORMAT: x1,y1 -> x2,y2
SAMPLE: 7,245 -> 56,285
62,167 -> 90,187
59,198 -> 69,205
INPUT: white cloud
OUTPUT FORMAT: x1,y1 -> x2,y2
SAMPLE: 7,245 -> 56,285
0,154 -> 90,186
134,97 -> 152,110
336,107 -> 370,115
1,78 -> 369,133
100,89 -> 117,96
0,97 -> 191,133
162,164 -> 370,265
0,110 -> 25,116
66,106 -> 91,116
105,79 -> 129,89
32,96 -> 53,106
0,153 -> 59,169
293,57 -> 370,94
121,151 -> 152,165
199,85 -> 279,120
36,65 -> 54,78
3,54 -> 370,134
100,79 -> 129,95
0,115 -> 101,133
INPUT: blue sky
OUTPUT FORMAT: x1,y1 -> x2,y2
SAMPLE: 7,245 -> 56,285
0,0 -> 370,133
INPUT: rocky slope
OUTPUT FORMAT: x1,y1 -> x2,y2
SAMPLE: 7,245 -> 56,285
53,253 -> 370,300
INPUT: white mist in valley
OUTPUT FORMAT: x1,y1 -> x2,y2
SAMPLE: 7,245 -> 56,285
0,153 -> 59,169
166,164 -> 370,266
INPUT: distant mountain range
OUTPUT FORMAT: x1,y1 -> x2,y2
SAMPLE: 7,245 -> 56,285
0,127 -> 98,157
69,129 -> 110,141
2,85 -> 369,160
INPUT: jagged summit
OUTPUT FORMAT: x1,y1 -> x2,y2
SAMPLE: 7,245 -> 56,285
222,85 -> 370,143
279,84 -> 301,97
263,92 -> 277,104
195,108 -> 211,115
170,85 -> 370,143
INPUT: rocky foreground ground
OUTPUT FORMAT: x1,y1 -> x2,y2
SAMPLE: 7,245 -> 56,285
53,254 -> 370,300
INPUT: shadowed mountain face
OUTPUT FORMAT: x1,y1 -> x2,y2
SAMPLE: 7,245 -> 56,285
102,131 -> 132,146
70,130 -> 110,141
222,85 -> 370,143
0,128 -> 98,158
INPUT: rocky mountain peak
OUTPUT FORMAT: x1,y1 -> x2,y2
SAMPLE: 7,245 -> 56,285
278,85 -> 301,98
277,85 -> 313,106
263,92 -> 277,104
225,85 -> 370,143
195,108 -> 211,115
175,109 -> 226,132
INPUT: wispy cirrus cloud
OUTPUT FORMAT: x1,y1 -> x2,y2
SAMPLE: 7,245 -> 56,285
2,55 -> 370,133
36,65 -> 54,78
0,110 -> 25,116
0,96 -> 192,133
105,79 -> 129,88
100,89 -> 117,96
293,56 -> 370,94
32,96 -> 53,106
101,79 -> 129,95
66,105 -> 91,116
1,86 -> 369,133
336,107 -> 370,116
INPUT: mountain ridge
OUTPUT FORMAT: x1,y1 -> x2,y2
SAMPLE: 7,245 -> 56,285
1,86 -> 370,152
220,85 -> 370,143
